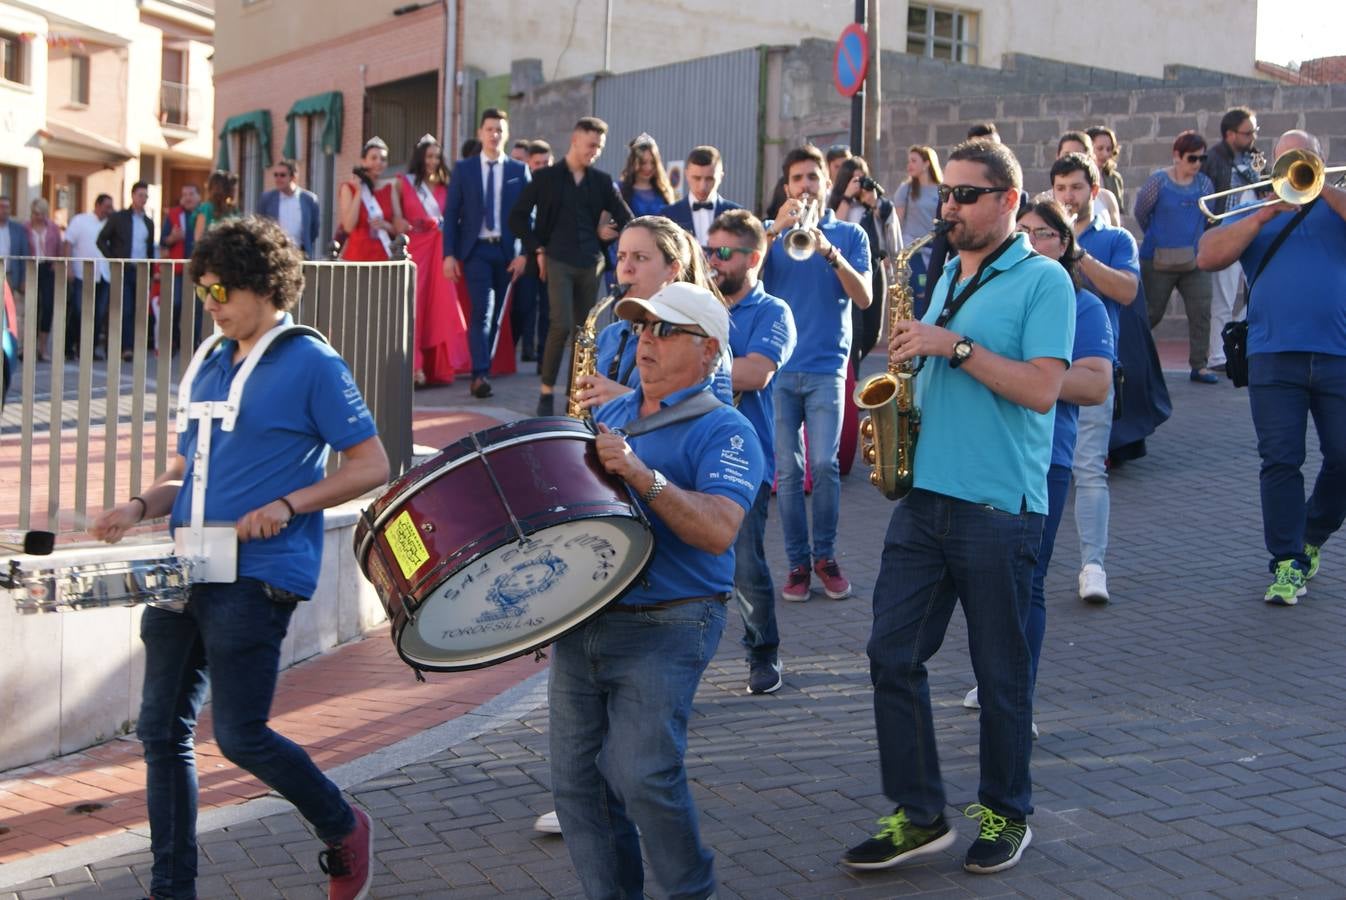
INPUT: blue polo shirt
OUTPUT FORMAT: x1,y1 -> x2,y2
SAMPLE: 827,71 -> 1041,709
728,282 -> 796,484
593,319 -> 735,403
594,379 -> 763,605
172,320 -> 378,598
914,233 -> 1074,514
761,208 -> 870,375
1235,201 -> 1346,356
1051,287 -> 1115,468
1075,214 -> 1140,345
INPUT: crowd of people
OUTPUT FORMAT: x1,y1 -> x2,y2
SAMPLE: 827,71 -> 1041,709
45,95 -> 1342,900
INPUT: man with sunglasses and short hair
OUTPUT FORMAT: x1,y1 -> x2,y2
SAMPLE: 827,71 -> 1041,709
1050,152 -> 1140,607
90,216 -> 389,900
258,160 -> 321,259
844,139 -> 1073,877
708,209 -> 796,694
762,144 -> 872,603
549,281 -> 763,900
1202,107 -> 1261,372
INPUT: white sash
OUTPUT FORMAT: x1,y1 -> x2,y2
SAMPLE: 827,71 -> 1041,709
407,174 -> 442,223
360,182 -> 393,258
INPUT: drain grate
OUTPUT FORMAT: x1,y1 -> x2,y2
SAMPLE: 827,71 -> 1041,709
69,802 -> 107,815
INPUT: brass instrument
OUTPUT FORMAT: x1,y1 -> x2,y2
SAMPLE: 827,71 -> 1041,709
1199,148 -> 1345,221
784,198 -> 819,261
854,219 -> 952,500
566,283 -> 630,421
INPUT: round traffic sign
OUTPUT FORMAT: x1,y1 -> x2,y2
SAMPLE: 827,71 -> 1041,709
833,24 -> 869,98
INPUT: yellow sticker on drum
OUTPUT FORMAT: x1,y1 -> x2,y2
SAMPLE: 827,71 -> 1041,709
385,510 -> 430,580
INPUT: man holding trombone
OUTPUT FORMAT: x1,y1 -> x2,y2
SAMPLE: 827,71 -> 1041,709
1197,129 -> 1346,605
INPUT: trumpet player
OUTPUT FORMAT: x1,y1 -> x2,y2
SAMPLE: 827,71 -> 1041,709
843,140 -> 1073,876
1197,129 -> 1346,605
761,144 -> 872,603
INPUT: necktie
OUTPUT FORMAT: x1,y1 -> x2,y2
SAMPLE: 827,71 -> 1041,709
484,161 -> 497,231
692,201 -> 714,211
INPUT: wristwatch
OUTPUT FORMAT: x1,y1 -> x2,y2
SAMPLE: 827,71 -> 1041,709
949,337 -> 975,369
641,469 -> 667,503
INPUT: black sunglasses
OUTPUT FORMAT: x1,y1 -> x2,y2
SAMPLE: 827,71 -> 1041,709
707,246 -> 755,261
1184,153 -> 1209,164
631,319 -> 707,340
937,184 -> 1009,205
194,283 -> 229,304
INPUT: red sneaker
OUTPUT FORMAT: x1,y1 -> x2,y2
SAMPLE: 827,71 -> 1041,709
320,807 -> 373,900
781,564 -> 811,602
814,558 -> 852,599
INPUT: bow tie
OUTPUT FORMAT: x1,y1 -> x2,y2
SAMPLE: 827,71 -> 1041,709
691,201 -> 714,211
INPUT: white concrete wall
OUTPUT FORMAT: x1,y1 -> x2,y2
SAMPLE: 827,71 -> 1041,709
0,4 -> 50,207
0,501 -> 386,772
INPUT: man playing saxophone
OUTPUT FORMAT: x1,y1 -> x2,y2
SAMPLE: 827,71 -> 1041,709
843,140 -> 1073,877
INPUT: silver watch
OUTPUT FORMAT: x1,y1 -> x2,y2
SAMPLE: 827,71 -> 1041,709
640,469 -> 667,503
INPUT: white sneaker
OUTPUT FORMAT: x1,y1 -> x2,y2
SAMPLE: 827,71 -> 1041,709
1078,564 -> 1110,604
533,811 -> 561,834
963,686 -> 980,709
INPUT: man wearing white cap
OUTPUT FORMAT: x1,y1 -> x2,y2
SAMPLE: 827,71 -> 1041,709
547,282 -> 763,900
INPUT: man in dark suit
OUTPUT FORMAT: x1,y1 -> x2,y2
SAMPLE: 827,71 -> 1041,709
96,182 -> 156,360
444,108 -> 530,398
0,196 -> 30,302
508,116 -> 633,416
660,145 -> 741,249
258,160 -> 322,259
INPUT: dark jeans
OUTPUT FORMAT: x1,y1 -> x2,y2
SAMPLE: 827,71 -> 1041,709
511,272 -> 547,358
1248,351 -> 1346,573
136,578 -> 354,899
1027,463 -> 1073,686
119,266 -> 153,352
68,277 -> 110,352
869,489 -> 1042,823
734,482 -> 778,665
540,255 -> 604,388
35,262 -> 55,333
464,240 -> 511,378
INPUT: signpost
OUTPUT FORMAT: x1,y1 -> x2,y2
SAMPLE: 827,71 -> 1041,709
833,23 -> 869,99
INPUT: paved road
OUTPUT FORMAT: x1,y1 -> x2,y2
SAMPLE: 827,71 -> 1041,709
8,367 -> 1344,899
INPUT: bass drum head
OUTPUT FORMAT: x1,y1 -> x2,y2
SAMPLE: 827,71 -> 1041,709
397,514 -> 653,671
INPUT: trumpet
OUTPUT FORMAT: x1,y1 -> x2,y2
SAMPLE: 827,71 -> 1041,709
1199,148 -> 1346,221
783,197 -> 819,261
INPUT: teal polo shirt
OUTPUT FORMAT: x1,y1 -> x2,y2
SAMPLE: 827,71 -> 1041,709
913,233 -> 1075,514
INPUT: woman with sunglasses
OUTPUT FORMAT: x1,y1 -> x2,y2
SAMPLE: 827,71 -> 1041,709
1134,130 -> 1219,382
963,198 -> 1114,722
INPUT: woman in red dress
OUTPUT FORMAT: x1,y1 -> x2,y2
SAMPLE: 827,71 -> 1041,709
394,135 -> 470,386
338,137 -> 396,262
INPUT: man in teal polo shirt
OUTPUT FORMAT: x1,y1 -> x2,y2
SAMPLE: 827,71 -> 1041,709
842,140 -> 1073,877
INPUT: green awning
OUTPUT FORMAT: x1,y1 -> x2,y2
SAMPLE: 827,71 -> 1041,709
282,91 -> 344,161
216,110 -> 272,171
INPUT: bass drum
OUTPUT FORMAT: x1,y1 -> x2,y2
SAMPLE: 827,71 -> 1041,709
354,417 -> 654,673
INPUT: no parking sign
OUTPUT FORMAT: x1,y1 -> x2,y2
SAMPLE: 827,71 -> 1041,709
833,24 -> 869,98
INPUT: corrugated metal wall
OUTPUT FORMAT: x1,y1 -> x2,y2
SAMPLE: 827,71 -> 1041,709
594,48 -> 761,212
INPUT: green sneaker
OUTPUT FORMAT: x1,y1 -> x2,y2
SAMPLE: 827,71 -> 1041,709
963,804 -> 1032,874
841,808 -> 956,870
1305,544 -> 1321,580
1264,559 -> 1307,606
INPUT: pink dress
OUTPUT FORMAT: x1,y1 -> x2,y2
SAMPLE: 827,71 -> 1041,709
396,175 -> 470,383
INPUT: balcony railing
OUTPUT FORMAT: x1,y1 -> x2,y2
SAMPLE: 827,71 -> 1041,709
159,80 -> 195,129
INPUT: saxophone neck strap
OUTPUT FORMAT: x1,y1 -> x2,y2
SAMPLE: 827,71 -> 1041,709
934,232 -> 1017,330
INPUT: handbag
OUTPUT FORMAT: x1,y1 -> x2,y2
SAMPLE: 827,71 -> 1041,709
1222,200 -> 1316,388
1152,246 -> 1196,272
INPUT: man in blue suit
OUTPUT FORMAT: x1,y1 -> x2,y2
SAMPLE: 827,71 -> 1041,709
659,146 -> 741,249
444,108 -> 530,398
257,160 -> 322,259
0,196 -> 30,303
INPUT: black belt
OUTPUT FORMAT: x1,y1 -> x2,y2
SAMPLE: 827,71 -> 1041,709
605,593 -> 730,613
478,236 -> 502,244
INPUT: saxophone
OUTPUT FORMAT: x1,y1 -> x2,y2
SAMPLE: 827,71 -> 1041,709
566,282 -> 630,421
854,219 -> 952,500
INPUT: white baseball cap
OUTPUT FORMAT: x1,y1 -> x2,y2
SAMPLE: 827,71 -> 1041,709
615,282 -> 731,370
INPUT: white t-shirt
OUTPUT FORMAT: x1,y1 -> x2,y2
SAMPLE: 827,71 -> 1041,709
64,213 -> 110,281
277,191 -> 303,245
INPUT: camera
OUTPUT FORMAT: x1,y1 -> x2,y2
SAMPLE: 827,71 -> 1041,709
859,176 -> 885,196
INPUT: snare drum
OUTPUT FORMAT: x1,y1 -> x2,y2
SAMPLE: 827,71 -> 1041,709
354,417 -> 655,672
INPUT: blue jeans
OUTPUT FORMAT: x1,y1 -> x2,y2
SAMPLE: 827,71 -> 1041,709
773,370 -> 844,567
734,483 -> 778,665
1027,463 -> 1073,686
1248,351 -> 1346,572
464,241 -> 511,378
1072,386 -> 1114,569
137,579 -> 354,899
549,600 -> 726,900
868,490 -> 1042,823
511,271 -> 546,358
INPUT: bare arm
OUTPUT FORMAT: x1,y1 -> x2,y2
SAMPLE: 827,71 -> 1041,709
1197,201 -> 1289,271
890,321 -> 1067,414
594,426 -> 745,555
1077,252 -> 1138,306
818,237 -> 873,309
89,454 -> 187,543
1058,356 -> 1112,406
731,352 -> 778,392
337,182 -> 361,234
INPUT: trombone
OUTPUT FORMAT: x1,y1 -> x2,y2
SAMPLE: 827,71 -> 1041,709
1199,149 -> 1346,221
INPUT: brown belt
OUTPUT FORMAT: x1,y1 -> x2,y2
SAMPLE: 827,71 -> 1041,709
605,593 -> 731,613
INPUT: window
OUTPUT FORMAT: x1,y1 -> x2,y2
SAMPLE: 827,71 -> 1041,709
0,165 -> 18,202
236,130 -> 263,214
301,114 -> 336,251
161,47 -> 188,126
366,72 -> 438,171
71,54 -> 90,105
1,31 -> 27,85
906,4 -> 979,65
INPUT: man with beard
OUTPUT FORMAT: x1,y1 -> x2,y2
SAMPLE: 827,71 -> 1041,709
843,139 -> 1073,876
1202,106 -> 1261,372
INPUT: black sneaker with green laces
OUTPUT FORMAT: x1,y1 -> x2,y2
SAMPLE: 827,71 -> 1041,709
841,808 -> 956,870
962,803 -> 1032,873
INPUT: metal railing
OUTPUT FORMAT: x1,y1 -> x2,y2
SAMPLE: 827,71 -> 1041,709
159,81 -> 195,129
1,256 -> 414,534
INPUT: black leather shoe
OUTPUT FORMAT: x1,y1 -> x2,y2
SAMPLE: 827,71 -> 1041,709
470,378 -> 493,399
